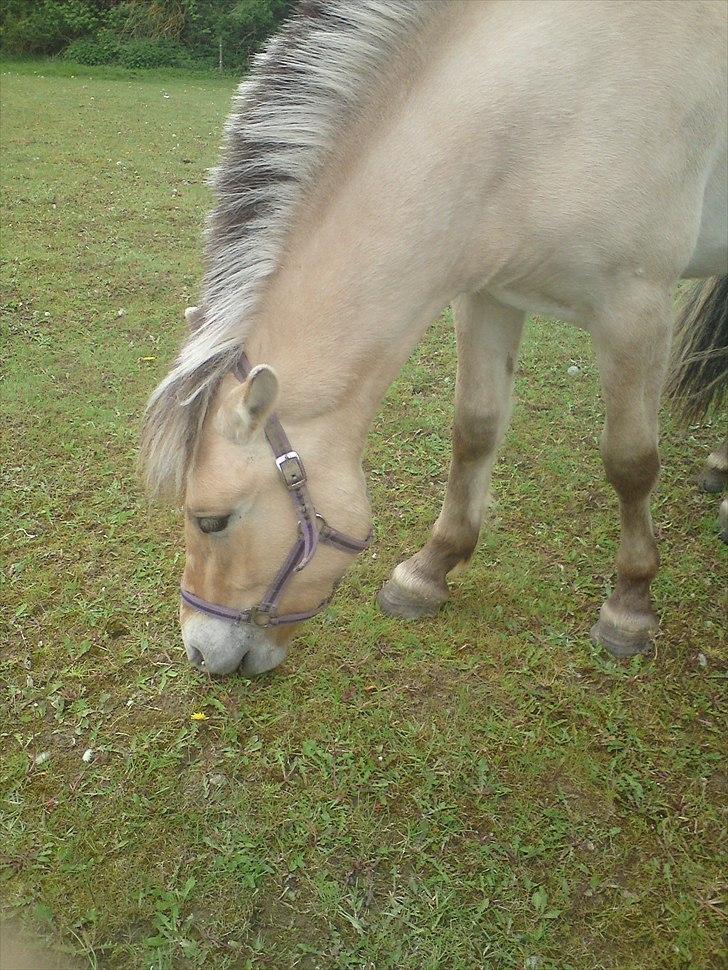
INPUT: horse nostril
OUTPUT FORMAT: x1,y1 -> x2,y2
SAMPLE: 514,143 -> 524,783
185,640 -> 248,676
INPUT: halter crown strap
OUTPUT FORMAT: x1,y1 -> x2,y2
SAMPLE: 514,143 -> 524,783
180,352 -> 370,628
233,355 -> 320,570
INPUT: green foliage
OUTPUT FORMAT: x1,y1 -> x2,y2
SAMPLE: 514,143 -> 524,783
183,0 -> 296,70
103,1 -> 191,40
63,31 -> 196,69
1,0 -> 296,70
115,36 -> 192,69
0,1 -> 101,55
63,30 -> 120,66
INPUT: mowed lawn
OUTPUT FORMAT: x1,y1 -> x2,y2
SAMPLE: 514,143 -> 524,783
1,62 -> 726,970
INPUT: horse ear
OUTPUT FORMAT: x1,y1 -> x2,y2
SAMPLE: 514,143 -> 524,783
185,306 -> 203,332
216,365 -> 279,443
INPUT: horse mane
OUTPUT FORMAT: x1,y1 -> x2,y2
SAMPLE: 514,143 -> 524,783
140,0 -> 432,501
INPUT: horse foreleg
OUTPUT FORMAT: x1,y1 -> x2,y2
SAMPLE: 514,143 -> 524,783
378,291 -> 525,619
590,290 -> 673,658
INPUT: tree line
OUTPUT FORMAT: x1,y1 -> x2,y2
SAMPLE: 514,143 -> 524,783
1,1 -> 296,71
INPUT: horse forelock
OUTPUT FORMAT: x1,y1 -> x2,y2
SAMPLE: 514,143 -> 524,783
141,0 -> 434,502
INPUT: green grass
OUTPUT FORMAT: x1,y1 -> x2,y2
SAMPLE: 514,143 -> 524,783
0,56 -> 233,82
1,65 -> 726,970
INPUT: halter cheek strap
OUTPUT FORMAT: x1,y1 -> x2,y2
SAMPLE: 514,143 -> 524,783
180,353 -> 370,628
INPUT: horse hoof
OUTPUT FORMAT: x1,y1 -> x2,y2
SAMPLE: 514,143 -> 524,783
377,578 -> 445,620
590,615 -> 655,659
699,467 -> 728,493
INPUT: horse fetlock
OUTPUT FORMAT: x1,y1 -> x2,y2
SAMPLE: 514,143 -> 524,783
377,560 -> 449,620
614,549 -> 659,587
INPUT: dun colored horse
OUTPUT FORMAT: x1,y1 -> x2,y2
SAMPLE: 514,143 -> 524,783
142,1 -> 727,675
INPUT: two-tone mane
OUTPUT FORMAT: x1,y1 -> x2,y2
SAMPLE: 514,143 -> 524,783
140,0 -> 431,501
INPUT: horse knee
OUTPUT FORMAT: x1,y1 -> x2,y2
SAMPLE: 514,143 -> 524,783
601,444 -> 660,501
453,408 -> 502,463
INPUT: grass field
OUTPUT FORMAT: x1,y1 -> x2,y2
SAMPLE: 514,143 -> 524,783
1,62 -> 726,970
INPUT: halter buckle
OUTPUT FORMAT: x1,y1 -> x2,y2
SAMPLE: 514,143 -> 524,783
275,451 -> 306,489
250,606 -> 272,628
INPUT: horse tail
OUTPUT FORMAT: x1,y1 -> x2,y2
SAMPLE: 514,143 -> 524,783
666,276 -> 728,422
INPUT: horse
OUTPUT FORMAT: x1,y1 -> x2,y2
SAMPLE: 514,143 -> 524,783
141,0 -> 728,676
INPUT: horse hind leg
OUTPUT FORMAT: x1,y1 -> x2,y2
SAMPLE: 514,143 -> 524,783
590,286 -> 673,658
699,436 -> 728,493
378,291 -> 525,619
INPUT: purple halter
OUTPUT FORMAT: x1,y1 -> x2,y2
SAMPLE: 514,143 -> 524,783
180,353 -> 370,628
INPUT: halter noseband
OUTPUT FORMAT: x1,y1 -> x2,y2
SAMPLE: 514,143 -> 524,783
180,353 -> 370,628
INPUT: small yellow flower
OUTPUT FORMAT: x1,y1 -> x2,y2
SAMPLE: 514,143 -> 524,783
190,711 -> 208,721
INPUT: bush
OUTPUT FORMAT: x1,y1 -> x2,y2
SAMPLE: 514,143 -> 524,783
63,31 -> 198,70
116,37 -> 190,69
63,31 -> 119,66
1,0 -> 100,56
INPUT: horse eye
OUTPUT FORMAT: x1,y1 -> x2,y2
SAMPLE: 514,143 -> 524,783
197,515 -> 230,534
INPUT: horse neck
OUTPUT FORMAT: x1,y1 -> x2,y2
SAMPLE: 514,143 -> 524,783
244,18 -> 478,458
246,247 -> 447,452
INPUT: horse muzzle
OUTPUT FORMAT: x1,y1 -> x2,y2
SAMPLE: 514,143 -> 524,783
181,612 -> 288,676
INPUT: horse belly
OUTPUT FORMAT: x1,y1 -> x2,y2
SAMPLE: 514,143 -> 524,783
683,147 -> 728,279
